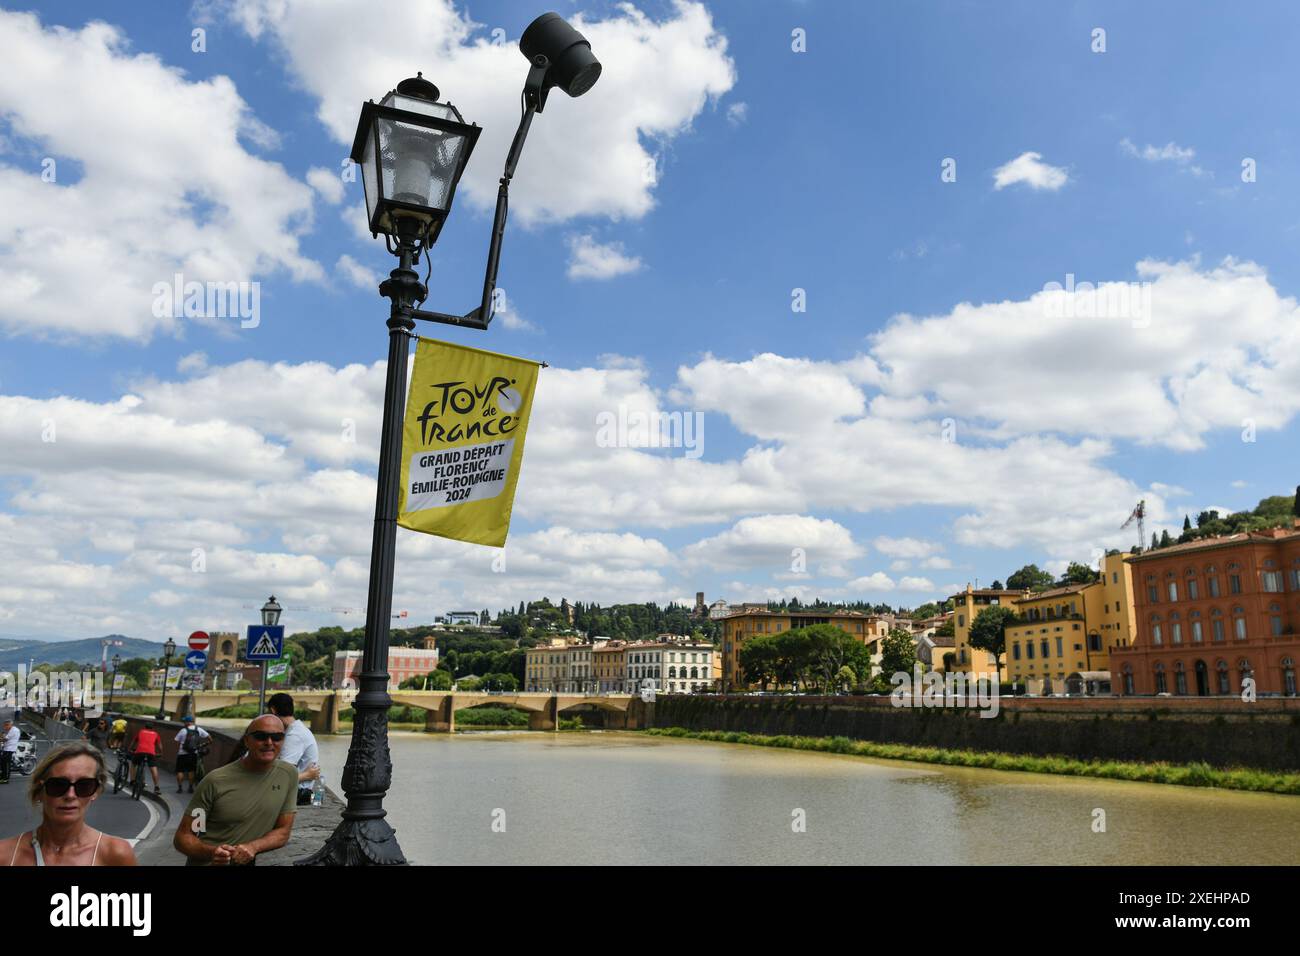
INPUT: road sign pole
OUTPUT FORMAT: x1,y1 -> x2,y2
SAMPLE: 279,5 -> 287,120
259,661 -> 267,714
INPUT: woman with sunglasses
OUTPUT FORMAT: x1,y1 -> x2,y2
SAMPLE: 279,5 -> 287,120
0,741 -> 137,866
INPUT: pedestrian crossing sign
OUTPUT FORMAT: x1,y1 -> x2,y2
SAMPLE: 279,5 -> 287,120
245,624 -> 285,661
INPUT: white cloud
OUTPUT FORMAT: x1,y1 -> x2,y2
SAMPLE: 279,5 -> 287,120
726,101 -> 748,126
868,259 -> 1300,451
566,234 -> 644,281
335,254 -> 377,289
846,572 -> 895,592
873,536 -> 941,559
306,165 -> 346,203
992,151 -> 1068,191
1120,138 -> 1207,177
0,10 -> 323,342
681,514 -> 863,572
225,0 -> 736,226
897,576 -> 937,592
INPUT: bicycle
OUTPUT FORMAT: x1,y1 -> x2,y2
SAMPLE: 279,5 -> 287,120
129,755 -> 148,801
111,746 -> 130,794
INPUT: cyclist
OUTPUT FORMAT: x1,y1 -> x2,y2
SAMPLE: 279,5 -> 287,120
128,721 -> 162,795
173,717 -> 210,794
107,716 -> 127,747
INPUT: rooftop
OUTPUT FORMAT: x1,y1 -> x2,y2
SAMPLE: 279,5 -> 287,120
1126,526 -> 1300,562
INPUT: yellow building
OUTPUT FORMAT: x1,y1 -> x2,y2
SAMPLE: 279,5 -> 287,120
720,610 -> 889,691
524,638 -> 590,692
947,586 -> 1026,676
1004,552 -> 1136,693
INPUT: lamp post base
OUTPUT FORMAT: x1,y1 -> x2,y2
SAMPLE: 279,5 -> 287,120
295,816 -> 407,866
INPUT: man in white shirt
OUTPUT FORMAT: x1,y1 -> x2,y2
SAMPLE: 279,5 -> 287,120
266,693 -> 320,805
1,717 -> 20,784
174,716 -> 211,793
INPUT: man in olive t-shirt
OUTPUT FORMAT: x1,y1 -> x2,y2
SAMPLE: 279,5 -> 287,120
173,714 -> 298,866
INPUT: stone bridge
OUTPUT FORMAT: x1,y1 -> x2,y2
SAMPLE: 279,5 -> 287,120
388,691 -> 639,733
110,689 -> 640,734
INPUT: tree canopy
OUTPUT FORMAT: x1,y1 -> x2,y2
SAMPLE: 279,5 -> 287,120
967,605 -> 1019,680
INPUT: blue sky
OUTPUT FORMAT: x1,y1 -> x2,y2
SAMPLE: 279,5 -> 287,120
1,0 -> 1297,642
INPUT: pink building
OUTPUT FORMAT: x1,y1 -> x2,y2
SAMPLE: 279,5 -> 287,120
333,646 -> 440,689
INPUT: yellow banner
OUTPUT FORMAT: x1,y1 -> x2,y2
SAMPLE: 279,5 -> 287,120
397,337 -> 540,547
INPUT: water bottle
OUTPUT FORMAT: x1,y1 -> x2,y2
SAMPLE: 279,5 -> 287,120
311,773 -> 324,807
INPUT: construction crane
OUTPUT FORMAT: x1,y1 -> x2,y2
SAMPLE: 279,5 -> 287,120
1120,500 -> 1146,551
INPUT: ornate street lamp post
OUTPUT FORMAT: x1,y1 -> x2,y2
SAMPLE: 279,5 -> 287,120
300,13 -> 600,866
156,638 -> 177,720
108,654 -> 121,709
258,595 -> 282,714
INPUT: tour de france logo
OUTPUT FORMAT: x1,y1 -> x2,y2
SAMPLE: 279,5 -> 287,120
415,374 -> 524,447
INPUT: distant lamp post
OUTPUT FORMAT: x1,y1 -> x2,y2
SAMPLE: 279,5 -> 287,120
108,654 -> 121,708
300,12 -> 601,868
261,595 -> 283,627
156,638 -> 177,720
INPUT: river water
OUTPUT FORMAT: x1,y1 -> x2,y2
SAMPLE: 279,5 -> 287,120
285,729 -> 1299,866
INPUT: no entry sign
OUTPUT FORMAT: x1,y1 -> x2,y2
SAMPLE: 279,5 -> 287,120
188,630 -> 210,652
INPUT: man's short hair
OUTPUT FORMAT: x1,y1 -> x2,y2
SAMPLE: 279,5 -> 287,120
266,693 -> 295,717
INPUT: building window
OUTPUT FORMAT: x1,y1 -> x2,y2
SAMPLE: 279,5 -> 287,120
1147,584 -> 1159,603
1263,571 -> 1284,593
1040,639 -> 1050,659
1088,633 -> 1101,652
1122,665 -> 1134,695
1283,658 -> 1297,696
1174,662 -> 1187,696
1154,664 -> 1167,694
1152,623 -> 1163,645
1187,579 -> 1200,600
1167,581 -> 1178,602
1026,643 -> 1034,660
1208,575 -> 1220,597
1013,643 -> 1021,660
1229,575 -> 1242,595
1234,616 -> 1247,640
1271,616 -> 1284,637
1055,636 -> 1063,658
1192,621 -> 1203,643
1171,623 -> 1182,644
1216,660 -> 1230,695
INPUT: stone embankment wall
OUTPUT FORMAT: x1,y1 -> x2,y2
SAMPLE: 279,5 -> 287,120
643,695 -> 1300,770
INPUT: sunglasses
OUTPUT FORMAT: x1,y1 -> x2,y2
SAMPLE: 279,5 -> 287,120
247,731 -> 285,742
43,777 -> 100,798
